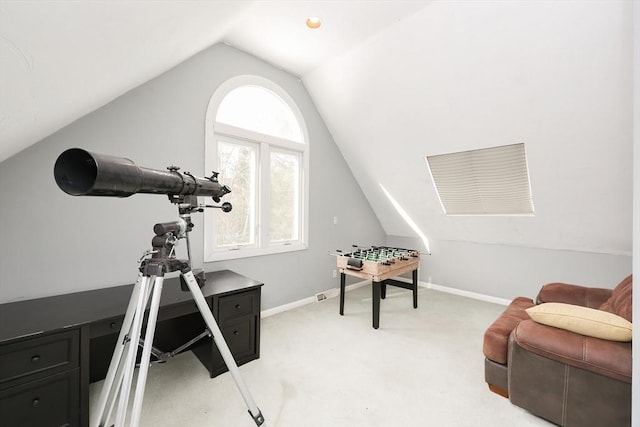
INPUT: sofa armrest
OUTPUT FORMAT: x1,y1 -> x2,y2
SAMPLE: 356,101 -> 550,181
511,319 -> 631,383
536,282 -> 612,308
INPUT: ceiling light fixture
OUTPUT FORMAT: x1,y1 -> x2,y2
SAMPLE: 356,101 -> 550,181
306,17 -> 321,29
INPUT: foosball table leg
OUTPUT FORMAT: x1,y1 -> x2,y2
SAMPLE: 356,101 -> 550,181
372,280 -> 381,329
339,272 -> 346,315
412,269 -> 418,309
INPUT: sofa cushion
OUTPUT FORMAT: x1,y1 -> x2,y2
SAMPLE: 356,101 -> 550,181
599,275 -> 632,322
512,319 -> 632,383
483,296 -> 534,364
526,302 -> 632,342
536,282 -> 612,308
508,333 -> 632,426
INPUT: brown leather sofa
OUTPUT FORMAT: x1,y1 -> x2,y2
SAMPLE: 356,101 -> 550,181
483,275 -> 632,426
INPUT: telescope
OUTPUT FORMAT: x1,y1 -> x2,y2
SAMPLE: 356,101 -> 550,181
52,149 -> 266,427
54,148 -> 231,203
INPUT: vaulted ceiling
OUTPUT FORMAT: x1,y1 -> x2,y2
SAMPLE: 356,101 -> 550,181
0,0 -> 634,255
0,0 -> 429,160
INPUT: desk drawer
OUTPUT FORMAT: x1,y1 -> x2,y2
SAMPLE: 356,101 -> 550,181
0,369 -> 79,427
0,330 -> 79,386
89,316 -> 124,339
217,291 -> 259,323
89,299 -> 204,339
220,317 -> 256,362
157,300 -> 201,322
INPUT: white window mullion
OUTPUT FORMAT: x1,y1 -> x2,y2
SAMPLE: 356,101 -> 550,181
258,142 -> 270,248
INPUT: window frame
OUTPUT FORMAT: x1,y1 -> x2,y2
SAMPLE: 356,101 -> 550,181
204,75 -> 309,262
215,135 -> 259,249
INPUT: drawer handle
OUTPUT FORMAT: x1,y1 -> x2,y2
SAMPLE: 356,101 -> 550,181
234,330 -> 239,335
31,355 -> 40,364
32,398 -> 40,407
235,304 -> 241,309
110,322 -> 117,329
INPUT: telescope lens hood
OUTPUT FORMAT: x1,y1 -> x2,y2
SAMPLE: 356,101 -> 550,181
54,148 -> 142,197
54,148 -> 100,196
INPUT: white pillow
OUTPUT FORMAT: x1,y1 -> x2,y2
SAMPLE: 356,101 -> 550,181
526,303 -> 632,342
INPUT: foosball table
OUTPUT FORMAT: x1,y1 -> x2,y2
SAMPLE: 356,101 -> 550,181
333,246 -> 421,329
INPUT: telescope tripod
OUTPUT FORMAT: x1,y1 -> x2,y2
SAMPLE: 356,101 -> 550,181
92,226 -> 265,426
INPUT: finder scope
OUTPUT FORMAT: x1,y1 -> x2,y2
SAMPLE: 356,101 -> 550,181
54,148 -> 231,202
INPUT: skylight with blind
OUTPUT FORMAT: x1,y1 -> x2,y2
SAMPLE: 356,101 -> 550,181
426,143 -> 534,215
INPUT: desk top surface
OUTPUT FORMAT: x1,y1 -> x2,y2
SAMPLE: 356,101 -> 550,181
0,270 -> 262,343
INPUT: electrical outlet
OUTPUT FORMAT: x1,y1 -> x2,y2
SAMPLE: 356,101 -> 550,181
332,270 -> 337,278
333,216 -> 338,225
316,288 -> 339,301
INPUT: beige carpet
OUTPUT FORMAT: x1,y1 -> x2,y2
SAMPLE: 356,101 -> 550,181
90,285 -> 553,427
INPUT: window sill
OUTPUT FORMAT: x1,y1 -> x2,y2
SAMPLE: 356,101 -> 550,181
204,242 -> 308,262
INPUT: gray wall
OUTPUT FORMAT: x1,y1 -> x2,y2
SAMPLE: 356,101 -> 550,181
387,235 -> 632,301
0,43 -> 385,308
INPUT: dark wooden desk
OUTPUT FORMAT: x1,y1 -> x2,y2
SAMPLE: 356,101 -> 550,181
0,270 -> 263,427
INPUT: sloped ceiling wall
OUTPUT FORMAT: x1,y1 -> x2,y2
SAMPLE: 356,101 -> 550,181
0,0 -> 429,161
0,0 -> 255,160
0,0 -> 634,256
303,0 -> 633,255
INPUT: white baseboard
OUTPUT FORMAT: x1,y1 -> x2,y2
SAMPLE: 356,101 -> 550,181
378,277 -> 510,305
261,296 -> 316,318
261,279 -> 510,318
425,282 -> 511,306
261,279 -> 369,318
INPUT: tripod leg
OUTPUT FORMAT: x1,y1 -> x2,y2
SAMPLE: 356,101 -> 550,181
93,273 -> 146,427
114,275 -> 153,427
130,275 -> 164,426
181,270 -> 266,426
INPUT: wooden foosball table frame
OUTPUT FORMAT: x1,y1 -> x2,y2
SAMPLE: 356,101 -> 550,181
336,247 -> 420,329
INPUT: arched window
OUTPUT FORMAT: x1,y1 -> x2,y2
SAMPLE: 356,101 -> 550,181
216,86 -> 303,142
204,76 -> 309,261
